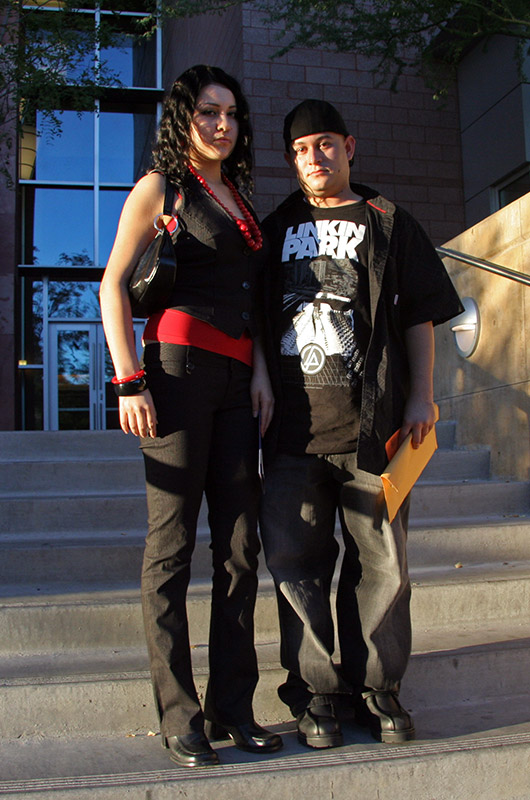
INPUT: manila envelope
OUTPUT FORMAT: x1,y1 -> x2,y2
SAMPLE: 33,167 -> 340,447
381,405 -> 439,523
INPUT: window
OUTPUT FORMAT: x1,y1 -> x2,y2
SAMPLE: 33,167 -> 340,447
494,165 -> 530,212
18,3 -> 163,429
19,5 -> 162,266
101,14 -> 157,88
21,104 -> 158,267
498,167 -> 530,209
22,3 -> 158,89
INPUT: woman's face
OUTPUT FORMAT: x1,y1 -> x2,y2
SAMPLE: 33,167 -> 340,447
189,83 -> 239,167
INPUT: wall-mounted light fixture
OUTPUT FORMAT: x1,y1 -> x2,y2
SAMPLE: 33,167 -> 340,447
450,296 -> 480,358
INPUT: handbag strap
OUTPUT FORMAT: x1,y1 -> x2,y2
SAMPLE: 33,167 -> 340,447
163,177 -> 184,230
158,177 -> 184,237
163,178 -> 175,215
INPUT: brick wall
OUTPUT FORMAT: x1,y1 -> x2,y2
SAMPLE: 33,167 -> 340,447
241,7 -> 465,244
162,6 -> 244,88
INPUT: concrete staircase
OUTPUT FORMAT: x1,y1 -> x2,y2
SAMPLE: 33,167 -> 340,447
1,427 -> 530,799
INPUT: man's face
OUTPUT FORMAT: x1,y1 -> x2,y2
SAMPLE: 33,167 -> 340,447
287,131 -> 356,199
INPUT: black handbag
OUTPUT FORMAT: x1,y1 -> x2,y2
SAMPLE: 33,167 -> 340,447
128,178 -> 181,318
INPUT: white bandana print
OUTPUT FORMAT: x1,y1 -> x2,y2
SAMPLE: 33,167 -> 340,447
281,291 -> 354,376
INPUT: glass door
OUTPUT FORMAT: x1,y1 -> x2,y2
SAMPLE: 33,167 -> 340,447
47,321 -> 144,430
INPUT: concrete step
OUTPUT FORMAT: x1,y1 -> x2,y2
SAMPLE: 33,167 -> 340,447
2,425 -> 529,797
0,583 -> 275,655
407,517 -> 530,565
0,492 -> 149,534
433,419 -> 456,448
2,561 -> 530,655
2,478 -> 528,535
0,430 -> 142,461
420,445 -> 490,481
0,420 -> 469,489
0,421 -> 458,460
0,458 -> 145,494
0,422 -> 461,496
1,708 -> 530,800
1,514 -> 528,586
0,443 -> 489,493
0,530 -> 148,585
409,478 -> 530,519
0,642 -> 280,738
0,617 -> 529,740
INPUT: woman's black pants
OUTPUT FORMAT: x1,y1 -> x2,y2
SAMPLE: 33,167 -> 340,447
140,343 -> 261,737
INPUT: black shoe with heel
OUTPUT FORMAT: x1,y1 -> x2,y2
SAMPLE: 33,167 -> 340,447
163,732 -> 220,767
205,720 -> 283,753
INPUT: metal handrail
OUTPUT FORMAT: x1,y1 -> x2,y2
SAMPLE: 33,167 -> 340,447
436,246 -> 530,287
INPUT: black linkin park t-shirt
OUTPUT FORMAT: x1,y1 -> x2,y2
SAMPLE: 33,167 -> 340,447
275,200 -> 372,454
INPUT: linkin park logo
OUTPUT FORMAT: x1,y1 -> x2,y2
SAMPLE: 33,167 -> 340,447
300,342 -> 326,374
282,219 -> 366,261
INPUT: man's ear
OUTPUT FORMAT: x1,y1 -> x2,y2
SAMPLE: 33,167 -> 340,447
345,135 -> 356,161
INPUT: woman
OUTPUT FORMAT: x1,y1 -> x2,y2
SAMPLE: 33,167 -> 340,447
100,65 -> 279,767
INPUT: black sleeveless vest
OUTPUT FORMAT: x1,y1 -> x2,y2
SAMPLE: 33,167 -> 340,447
168,175 -> 269,339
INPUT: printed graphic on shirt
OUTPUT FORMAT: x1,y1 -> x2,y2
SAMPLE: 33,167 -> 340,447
282,219 -> 367,262
280,218 -> 368,389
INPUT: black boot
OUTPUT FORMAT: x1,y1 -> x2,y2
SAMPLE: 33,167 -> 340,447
354,690 -> 415,743
296,700 -> 343,749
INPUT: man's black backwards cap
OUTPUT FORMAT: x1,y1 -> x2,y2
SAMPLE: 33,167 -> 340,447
283,99 -> 349,152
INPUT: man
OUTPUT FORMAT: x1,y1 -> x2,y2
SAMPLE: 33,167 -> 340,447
260,99 -> 463,748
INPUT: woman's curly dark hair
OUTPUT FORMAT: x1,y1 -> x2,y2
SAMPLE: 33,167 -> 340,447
151,65 -> 254,194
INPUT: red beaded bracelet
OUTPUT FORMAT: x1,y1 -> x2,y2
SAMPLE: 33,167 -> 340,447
111,369 -> 146,385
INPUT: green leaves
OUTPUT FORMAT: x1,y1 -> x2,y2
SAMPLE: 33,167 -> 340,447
1,0 -> 529,186
255,0 -> 530,91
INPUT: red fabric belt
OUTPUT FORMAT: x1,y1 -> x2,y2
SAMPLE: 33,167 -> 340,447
144,309 -> 253,367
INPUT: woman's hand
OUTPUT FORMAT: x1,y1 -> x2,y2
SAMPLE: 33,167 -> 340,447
119,389 -> 157,438
250,369 -> 274,436
250,338 -> 274,435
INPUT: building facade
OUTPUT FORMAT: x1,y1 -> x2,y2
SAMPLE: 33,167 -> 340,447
0,3 -> 528,432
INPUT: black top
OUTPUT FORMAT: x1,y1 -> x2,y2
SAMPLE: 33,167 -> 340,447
167,173 -> 269,340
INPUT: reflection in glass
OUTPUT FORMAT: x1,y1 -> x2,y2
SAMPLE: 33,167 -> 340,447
21,369 -> 44,431
34,111 -> 94,182
48,281 -> 101,319
27,16 -> 96,86
104,341 -> 120,429
26,188 -> 94,265
101,17 -> 156,88
499,170 -> 530,209
21,279 -> 44,364
100,111 -> 156,183
100,1 -> 148,11
57,330 -> 90,429
19,125 -> 37,180
99,189 -> 129,266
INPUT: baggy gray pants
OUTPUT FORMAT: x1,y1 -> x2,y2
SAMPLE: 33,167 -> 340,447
259,451 -> 411,715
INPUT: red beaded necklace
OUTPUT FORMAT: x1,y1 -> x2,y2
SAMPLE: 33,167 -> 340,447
188,164 -> 263,251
